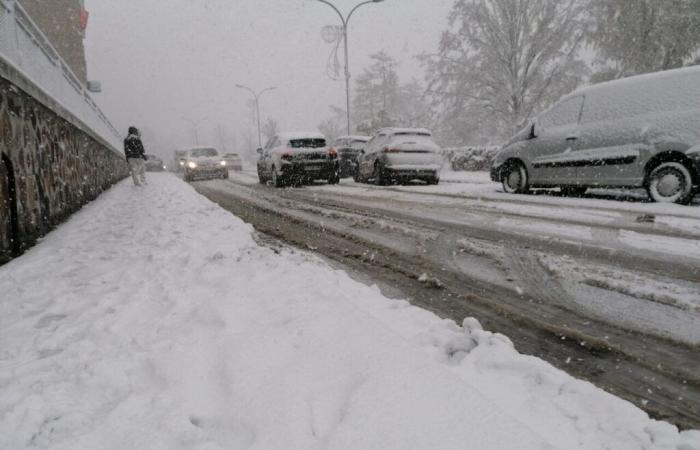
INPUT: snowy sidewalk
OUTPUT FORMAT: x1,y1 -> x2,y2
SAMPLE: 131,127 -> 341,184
1,174 -> 698,450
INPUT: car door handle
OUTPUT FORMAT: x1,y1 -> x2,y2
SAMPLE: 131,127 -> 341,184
566,136 -> 578,141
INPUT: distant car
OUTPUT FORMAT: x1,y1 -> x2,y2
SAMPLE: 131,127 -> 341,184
355,128 -> 442,185
174,150 -> 187,173
332,135 -> 370,178
491,65 -> 700,204
257,132 -> 339,187
145,154 -> 165,172
222,152 -> 243,171
183,147 -> 228,182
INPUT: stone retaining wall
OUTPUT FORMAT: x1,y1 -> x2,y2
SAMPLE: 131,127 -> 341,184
0,68 -> 128,264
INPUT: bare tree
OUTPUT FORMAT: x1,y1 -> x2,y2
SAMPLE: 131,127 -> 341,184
425,0 -> 587,145
261,118 -> 279,141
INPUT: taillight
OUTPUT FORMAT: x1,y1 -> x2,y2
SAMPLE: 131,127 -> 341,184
383,147 -> 401,153
328,148 -> 338,158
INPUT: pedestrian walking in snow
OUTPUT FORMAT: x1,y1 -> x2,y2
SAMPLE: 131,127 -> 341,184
124,126 -> 147,186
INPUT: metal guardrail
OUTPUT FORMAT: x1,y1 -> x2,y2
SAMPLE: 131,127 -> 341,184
0,0 -> 122,151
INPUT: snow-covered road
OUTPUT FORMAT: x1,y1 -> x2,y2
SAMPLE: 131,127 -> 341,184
2,173 -> 699,449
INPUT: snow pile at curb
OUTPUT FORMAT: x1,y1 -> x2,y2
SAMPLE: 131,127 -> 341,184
1,174 -> 698,450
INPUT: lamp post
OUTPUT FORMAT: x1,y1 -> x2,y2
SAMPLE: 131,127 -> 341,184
315,0 -> 385,135
236,84 -> 277,148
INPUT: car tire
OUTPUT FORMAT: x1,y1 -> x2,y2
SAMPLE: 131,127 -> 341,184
560,186 -> 587,197
373,163 -> 388,186
645,162 -> 694,204
328,171 -> 340,185
271,166 -> 285,188
353,169 -> 363,183
501,161 -> 530,194
222,171 -> 229,180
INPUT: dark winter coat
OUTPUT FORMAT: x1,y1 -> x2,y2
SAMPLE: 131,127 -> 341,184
124,134 -> 146,160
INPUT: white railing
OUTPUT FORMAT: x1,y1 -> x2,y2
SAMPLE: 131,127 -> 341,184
0,0 -> 122,152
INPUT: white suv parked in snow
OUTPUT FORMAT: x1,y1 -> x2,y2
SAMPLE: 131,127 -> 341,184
491,66 -> 700,204
355,128 -> 442,185
256,132 -> 340,187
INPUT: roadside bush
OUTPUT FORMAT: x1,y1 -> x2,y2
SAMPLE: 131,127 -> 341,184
442,146 -> 500,171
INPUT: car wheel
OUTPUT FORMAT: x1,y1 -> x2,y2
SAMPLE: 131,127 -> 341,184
353,168 -> 363,183
271,166 -> 285,188
373,163 -> 388,186
222,171 -> 229,180
328,170 -> 340,185
428,177 -> 440,186
560,186 -> 587,197
501,161 -> 530,194
646,162 -> 693,204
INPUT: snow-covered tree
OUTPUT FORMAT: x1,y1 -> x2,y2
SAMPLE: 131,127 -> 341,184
318,105 -> 346,140
424,0 -> 587,145
587,0 -> 700,79
352,51 -> 400,130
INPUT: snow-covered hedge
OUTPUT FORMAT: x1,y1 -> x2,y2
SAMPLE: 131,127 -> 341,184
442,146 -> 500,171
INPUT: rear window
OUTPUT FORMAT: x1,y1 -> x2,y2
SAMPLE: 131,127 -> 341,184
289,139 -> 326,148
389,134 -> 435,146
350,139 -> 368,148
190,148 -> 218,157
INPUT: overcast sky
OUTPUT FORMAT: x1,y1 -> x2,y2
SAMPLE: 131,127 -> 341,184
84,0 -> 452,159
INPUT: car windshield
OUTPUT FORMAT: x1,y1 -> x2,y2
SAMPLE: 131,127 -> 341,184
289,139 -> 326,148
190,148 -> 218,157
4,1 -> 699,447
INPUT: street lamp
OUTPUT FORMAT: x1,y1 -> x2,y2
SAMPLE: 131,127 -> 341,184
236,84 -> 277,148
315,0 -> 385,135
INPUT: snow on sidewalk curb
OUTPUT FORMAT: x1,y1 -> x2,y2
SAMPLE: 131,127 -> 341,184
0,173 -> 698,450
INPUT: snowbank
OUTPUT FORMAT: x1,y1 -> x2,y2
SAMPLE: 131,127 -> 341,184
1,174 -> 698,449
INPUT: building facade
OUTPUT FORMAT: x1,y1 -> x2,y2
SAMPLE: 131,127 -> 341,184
0,0 -> 127,264
17,0 -> 88,85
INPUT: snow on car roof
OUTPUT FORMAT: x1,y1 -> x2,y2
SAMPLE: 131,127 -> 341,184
186,145 -> 218,151
336,135 -> 370,141
378,127 -> 433,136
564,65 -> 700,101
279,132 -> 326,141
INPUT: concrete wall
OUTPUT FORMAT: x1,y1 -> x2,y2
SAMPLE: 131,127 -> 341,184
16,0 -> 88,85
0,62 -> 128,264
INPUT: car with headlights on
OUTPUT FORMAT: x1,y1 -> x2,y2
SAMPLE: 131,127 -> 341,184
257,132 -> 339,187
145,154 -> 166,172
332,135 -> 370,178
183,147 -> 228,182
355,128 -> 442,185
490,65 -> 700,204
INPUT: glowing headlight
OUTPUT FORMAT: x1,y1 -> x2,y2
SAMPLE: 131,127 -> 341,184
179,161 -> 184,166
220,161 -> 227,167
187,161 -> 197,169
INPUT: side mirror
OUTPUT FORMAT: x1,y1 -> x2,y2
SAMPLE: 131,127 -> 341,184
529,123 -> 537,140
256,148 -> 263,155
